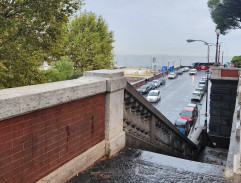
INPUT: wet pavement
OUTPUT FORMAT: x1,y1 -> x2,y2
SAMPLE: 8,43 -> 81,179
143,71 -> 206,123
68,147 -> 229,183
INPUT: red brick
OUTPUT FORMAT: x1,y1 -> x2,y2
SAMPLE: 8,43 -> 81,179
13,136 -> 25,147
0,171 -> 13,183
12,151 -> 24,162
0,141 -> 12,151
12,121 -> 24,132
12,158 -> 23,168
0,132 -> 13,144
12,129 -> 24,139
23,139 -> 33,149
0,156 -> 12,168
0,125 -> 13,137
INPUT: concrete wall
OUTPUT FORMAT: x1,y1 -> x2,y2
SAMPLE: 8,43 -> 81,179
0,70 -> 127,183
209,66 -> 239,148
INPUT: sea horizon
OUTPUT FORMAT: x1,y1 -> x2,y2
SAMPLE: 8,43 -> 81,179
114,54 -> 233,69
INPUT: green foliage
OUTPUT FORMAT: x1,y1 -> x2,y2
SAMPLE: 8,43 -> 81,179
208,0 -> 241,34
67,11 -> 115,72
0,0 -> 82,88
44,56 -> 75,82
231,55 -> 241,67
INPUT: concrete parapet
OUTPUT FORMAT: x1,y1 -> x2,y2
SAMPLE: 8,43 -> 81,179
0,69 -> 127,183
211,66 -> 240,81
0,76 -> 106,121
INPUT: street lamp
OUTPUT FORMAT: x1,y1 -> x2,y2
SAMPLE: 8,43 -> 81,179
214,29 -> 221,65
186,39 -> 215,63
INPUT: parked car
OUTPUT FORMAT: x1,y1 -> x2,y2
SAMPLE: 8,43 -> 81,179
174,118 -> 190,136
199,80 -> 207,86
184,67 -> 190,71
147,90 -> 161,103
180,107 -> 198,126
146,82 -> 156,89
175,70 -> 183,75
191,91 -> 202,101
137,85 -> 151,94
195,88 -> 205,96
189,69 -> 197,75
152,79 -> 161,88
158,78 -> 166,85
198,83 -> 207,91
186,103 -> 198,112
168,72 -> 177,79
202,76 -> 208,81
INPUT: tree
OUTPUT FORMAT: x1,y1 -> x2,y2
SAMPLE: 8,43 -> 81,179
67,11 -> 115,71
231,55 -> 241,67
0,0 -> 82,88
44,56 -> 75,82
208,0 -> 241,34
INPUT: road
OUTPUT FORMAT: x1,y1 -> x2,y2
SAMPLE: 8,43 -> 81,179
142,70 -> 208,124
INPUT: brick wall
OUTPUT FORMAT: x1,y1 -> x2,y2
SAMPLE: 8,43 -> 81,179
0,94 -> 105,183
221,69 -> 239,78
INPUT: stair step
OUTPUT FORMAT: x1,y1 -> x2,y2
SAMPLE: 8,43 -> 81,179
69,147 -> 227,183
140,149 -> 225,177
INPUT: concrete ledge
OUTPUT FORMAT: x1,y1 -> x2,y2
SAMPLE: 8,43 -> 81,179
37,140 -> 106,183
0,77 -> 106,121
84,69 -> 124,78
84,69 -> 127,92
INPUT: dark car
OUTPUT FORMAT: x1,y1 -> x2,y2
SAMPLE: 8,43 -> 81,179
175,70 -> 183,75
146,82 -> 156,89
158,78 -> 166,85
137,85 -> 151,94
174,118 -> 190,136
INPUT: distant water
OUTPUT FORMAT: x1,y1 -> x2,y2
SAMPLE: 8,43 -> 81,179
114,55 -> 232,69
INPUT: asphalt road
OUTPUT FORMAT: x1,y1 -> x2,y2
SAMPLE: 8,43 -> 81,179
143,71 -> 207,123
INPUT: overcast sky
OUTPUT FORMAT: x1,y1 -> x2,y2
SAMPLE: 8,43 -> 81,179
82,0 -> 241,57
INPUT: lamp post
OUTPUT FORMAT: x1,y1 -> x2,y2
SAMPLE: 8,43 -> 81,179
186,39 -> 214,130
218,42 -> 222,63
215,29 -> 221,65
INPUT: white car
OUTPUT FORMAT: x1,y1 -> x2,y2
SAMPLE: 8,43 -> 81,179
189,69 -> 197,75
191,91 -> 202,101
147,90 -> 161,103
168,72 -> 177,79
152,79 -> 161,87
184,67 -> 190,71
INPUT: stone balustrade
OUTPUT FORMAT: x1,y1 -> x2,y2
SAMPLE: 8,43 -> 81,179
123,82 -> 198,160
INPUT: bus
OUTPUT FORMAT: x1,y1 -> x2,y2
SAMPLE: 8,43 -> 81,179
191,62 -> 214,70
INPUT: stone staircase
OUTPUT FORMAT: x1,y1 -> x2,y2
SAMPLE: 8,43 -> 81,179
68,147 -> 229,183
123,82 -> 212,160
